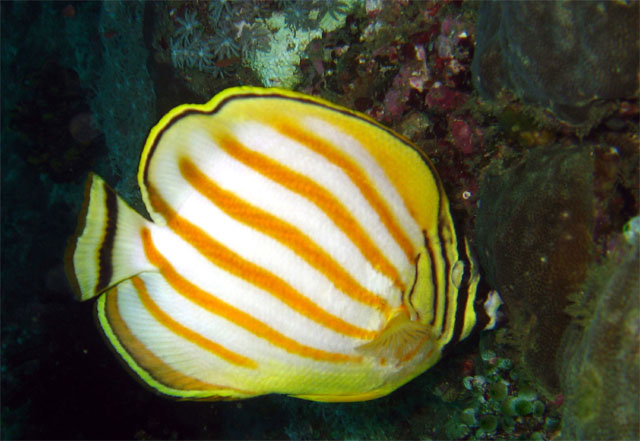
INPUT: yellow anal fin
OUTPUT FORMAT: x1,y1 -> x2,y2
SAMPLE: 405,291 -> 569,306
356,310 -> 433,364
291,388 -> 393,402
66,174 -> 155,301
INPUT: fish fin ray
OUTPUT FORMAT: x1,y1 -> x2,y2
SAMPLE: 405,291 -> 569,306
66,174 -> 155,301
356,310 -> 432,362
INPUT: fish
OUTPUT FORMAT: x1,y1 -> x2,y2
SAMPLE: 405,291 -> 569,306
66,87 -> 501,402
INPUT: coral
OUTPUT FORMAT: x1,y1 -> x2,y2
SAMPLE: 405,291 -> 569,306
210,33 -> 240,60
207,0 -> 233,27
559,237 -> 640,440
237,22 -> 270,58
173,9 -> 202,45
623,216 -> 640,243
169,36 -> 194,70
592,133 -> 640,246
488,105 -> 557,148
448,115 -> 481,155
163,0 -> 359,88
310,0 -> 488,221
471,1 -> 640,131
474,145 -> 596,395
318,0 -> 351,22
164,1 -> 271,82
247,0 -> 360,89
160,0 -> 358,88
277,0 -> 350,32
170,33 -> 227,75
425,82 -> 467,113
441,339 -> 561,440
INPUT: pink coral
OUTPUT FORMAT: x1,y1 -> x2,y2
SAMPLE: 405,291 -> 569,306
449,116 -> 481,155
380,44 -> 430,122
425,82 -> 467,112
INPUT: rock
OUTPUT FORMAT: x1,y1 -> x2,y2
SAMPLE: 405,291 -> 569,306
559,239 -> 639,440
474,145 -> 595,394
471,1 -> 639,130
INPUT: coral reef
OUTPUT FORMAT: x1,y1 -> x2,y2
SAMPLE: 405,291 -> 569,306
246,2 -> 357,90
472,1 -> 639,132
174,9 -> 203,45
300,0 -> 491,224
559,233 -> 639,440
153,0 -> 358,93
168,4 -> 241,78
2,0 -> 638,438
474,145 -> 595,395
441,339 -> 561,440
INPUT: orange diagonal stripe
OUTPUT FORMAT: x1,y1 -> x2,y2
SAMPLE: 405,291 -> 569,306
104,285 -> 255,394
179,157 -> 389,313
141,227 -> 361,363
130,276 -> 257,369
214,132 -> 404,289
148,187 -> 375,340
273,120 -> 416,262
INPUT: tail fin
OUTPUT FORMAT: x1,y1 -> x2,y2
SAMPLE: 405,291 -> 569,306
66,174 -> 155,301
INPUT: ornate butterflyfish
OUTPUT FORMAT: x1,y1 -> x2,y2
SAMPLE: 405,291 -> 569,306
66,87 -> 501,402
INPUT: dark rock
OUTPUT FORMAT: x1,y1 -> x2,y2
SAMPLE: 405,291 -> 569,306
474,145 -> 595,394
559,238 -> 639,440
472,1 -> 639,130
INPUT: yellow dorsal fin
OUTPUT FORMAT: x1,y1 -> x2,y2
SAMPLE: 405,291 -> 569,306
356,309 -> 432,363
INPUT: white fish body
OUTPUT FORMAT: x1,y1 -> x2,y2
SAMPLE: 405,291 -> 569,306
67,87 -> 500,401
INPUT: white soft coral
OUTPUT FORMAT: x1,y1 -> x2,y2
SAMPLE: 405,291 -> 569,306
170,34 -> 220,74
174,9 -> 202,45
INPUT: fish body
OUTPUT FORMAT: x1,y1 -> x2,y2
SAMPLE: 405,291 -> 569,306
67,87 -> 500,401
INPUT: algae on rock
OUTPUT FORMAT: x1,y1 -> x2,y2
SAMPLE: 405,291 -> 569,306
559,238 -> 640,440
472,1 -> 639,131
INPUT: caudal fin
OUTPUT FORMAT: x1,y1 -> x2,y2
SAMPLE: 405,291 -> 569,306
66,174 -> 155,301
